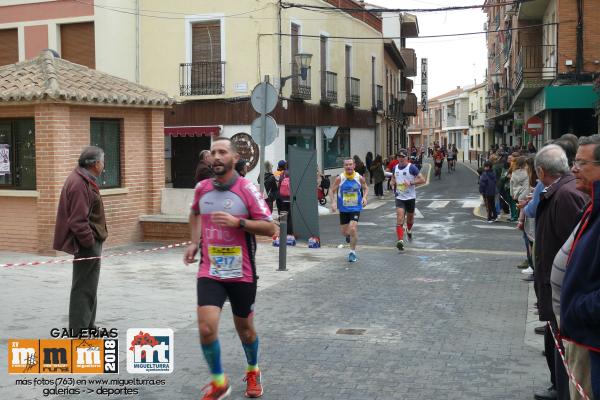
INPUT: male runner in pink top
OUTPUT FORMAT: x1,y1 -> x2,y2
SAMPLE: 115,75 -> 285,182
184,137 -> 276,399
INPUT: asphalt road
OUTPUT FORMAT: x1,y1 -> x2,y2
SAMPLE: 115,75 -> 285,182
1,159 -> 550,400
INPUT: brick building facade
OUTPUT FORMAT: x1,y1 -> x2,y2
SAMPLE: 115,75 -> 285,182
0,50 -> 172,253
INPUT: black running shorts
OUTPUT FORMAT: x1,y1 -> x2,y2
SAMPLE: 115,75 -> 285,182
339,212 -> 360,225
197,278 -> 257,318
395,198 -> 416,213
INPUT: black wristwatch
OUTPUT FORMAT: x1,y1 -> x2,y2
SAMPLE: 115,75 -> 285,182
238,218 -> 247,229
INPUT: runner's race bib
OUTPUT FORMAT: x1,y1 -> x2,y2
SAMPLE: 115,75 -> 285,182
397,182 -> 407,192
342,192 -> 359,207
208,246 -> 243,279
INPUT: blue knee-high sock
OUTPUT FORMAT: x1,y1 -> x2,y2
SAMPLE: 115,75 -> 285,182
201,340 -> 225,385
242,337 -> 259,371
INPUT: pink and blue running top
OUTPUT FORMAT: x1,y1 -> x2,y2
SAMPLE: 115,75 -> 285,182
191,176 -> 272,283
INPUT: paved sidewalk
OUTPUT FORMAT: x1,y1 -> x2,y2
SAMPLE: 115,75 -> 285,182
0,242 -> 346,400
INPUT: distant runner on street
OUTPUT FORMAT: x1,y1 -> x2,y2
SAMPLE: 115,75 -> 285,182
391,149 -> 426,251
330,158 -> 369,263
184,137 -> 276,399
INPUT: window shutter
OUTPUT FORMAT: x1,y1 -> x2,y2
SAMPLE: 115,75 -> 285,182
0,29 -> 19,66
60,22 -> 95,68
192,22 -> 221,63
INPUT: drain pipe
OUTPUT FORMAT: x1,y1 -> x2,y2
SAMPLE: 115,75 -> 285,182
576,0 -> 583,77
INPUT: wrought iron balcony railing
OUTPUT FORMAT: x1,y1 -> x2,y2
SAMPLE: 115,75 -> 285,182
291,66 -> 311,100
321,71 -> 337,104
376,85 -> 383,110
179,61 -> 225,96
345,76 -> 360,107
514,45 -> 557,91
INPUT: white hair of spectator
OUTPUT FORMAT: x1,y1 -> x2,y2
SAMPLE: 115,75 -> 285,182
534,144 -> 569,177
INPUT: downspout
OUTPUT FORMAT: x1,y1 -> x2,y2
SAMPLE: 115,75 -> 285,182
278,0 -> 282,94
136,0 -> 140,83
576,0 -> 583,77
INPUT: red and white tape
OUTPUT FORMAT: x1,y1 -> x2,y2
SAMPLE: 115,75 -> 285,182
1,241 -> 192,268
547,322 -> 591,400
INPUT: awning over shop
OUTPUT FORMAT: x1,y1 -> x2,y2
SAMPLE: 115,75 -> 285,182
164,126 -> 221,137
542,86 -> 599,110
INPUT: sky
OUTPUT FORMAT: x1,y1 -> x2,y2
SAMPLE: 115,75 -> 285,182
370,0 -> 488,99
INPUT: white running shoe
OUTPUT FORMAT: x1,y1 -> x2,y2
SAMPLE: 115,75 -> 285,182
521,266 -> 533,274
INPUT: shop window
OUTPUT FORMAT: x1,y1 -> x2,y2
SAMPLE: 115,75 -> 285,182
90,119 -> 121,188
322,128 -> 350,169
0,119 -> 36,190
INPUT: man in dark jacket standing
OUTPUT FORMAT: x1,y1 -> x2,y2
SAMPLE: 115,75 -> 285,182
53,146 -> 108,336
533,144 -> 588,400
561,134 -> 600,399
479,161 -> 497,222
194,149 -> 214,184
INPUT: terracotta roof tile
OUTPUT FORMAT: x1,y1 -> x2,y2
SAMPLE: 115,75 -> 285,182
0,50 -> 174,107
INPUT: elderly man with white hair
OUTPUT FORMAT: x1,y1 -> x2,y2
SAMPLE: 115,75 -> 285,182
532,144 -> 589,400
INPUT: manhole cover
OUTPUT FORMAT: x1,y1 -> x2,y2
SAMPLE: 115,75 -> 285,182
336,328 -> 366,335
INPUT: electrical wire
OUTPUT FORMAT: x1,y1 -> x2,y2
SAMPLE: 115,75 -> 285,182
282,0 -> 528,13
260,21 -> 559,41
70,0 -> 272,20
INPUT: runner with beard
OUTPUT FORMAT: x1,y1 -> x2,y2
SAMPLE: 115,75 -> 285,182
391,149 -> 426,251
184,137 -> 276,399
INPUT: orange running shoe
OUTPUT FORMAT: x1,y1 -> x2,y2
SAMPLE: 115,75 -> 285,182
244,370 -> 263,398
200,378 -> 231,400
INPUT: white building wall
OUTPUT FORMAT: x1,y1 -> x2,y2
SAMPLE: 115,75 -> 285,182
95,0 -> 138,82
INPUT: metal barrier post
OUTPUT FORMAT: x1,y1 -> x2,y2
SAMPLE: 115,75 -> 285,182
278,212 -> 288,271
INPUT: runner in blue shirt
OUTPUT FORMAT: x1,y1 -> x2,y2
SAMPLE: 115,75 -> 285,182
330,158 -> 369,262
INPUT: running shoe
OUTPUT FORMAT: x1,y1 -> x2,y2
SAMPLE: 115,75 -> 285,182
244,370 -> 263,398
396,240 -> 404,251
345,235 -> 350,244
407,229 -> 413,240
348,252 -> 358,263
200,378 -> 231,400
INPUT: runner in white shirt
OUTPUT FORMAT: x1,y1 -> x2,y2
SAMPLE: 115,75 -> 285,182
391,149 -> 426,251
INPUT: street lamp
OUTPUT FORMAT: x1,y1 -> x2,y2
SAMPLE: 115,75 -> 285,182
280,53 -> 313,88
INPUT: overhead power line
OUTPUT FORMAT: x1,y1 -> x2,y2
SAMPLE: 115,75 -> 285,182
70,0 -> 271,20
262,22 -> 559,40
281,0 -> 528,13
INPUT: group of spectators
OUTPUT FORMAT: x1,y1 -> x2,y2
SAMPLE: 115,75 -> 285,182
478,134 -> 600,400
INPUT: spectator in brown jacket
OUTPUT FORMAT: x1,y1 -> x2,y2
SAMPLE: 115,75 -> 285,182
194,149 -> 214,184
53,146 -> 108,336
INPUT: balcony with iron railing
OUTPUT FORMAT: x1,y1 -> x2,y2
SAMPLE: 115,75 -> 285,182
345,77 -> 360,107
514,45 -> 557,94
388,95 -> 396,116
502,31 -> 512,64
400,48 -> 417,77
321,71 -> 337,104
375,84 -> 383,111
402,92 -> 417,116
291,65 -> 311,100
494,54 -> 501,72
179,61 -> 225,96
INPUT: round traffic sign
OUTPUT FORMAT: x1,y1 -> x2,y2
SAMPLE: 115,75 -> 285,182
251,115 -> 278,146
525,115 -> 544,136
250,82 -> 278,114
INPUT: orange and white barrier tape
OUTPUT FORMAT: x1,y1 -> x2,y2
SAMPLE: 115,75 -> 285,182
547,322 -> 591,400
1,241 -> 192,268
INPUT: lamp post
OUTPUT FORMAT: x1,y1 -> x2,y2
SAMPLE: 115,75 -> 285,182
280,53 -> 313,88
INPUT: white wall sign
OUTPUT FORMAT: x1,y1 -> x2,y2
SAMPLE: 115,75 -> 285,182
0,144 -> 10,175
